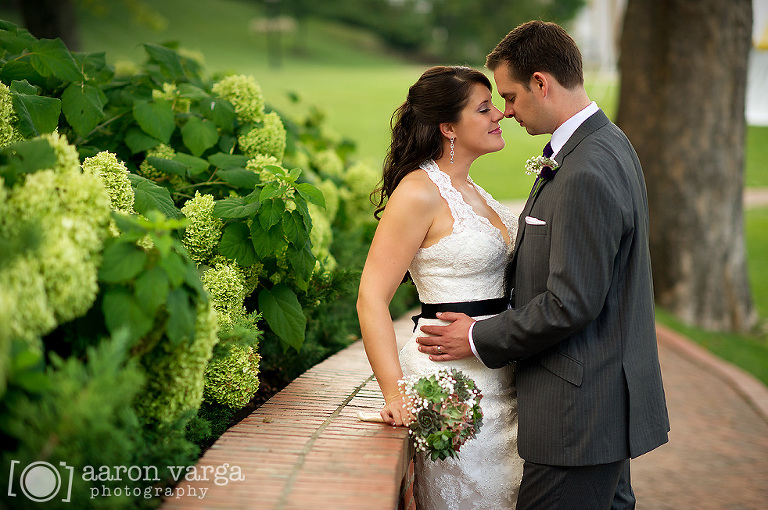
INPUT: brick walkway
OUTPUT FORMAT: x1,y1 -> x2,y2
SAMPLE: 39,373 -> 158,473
631,325 -> 768,509
162,310 -> 768,509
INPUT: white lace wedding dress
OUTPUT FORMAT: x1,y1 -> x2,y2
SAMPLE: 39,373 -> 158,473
399,160 -> 524,509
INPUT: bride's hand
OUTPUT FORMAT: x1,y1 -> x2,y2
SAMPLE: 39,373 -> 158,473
381,394 -> 412,427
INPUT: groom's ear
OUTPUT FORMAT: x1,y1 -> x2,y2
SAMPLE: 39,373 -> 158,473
531,72 -> 550,96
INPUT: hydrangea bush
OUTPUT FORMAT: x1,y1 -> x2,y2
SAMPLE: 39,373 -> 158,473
0,19 -> 416,506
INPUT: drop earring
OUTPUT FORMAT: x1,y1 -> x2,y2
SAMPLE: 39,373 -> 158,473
450,138 -> 455,164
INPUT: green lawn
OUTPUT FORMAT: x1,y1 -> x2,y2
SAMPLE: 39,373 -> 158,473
3,0 -> 766,383
655,206 -> 768,386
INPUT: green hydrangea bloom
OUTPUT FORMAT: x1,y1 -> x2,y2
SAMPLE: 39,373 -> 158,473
38,236 -> 99,325
138,143 -> 184,187
209,254 -> 263,297
338,161 -> 379,227
308,204 -> 336,271
245,154 -> 280,182
238,112 -> 286,161
137,299 -> 220,423
314,179 -> 340,221
201,259 -> 252,332
0,256 -> 54,349
211,74 -> 265,124
180,191 -> 223,265
0,82 -> 23,148
44,132 -> 81,175
82,151 -> 135,214
113,59 -> 138,77
0,134 -> 111,346
203,343 -> 260,409
152,82 -> 191,114
312,149 -> 344,179
343,161 -> 380,198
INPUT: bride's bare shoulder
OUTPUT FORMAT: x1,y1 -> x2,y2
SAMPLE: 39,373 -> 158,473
390,169 -> 440,206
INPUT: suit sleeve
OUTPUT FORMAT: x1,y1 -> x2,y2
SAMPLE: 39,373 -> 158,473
473,161 -> 626,368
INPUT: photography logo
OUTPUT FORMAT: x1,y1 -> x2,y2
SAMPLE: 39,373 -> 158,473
8,460 -> 74,503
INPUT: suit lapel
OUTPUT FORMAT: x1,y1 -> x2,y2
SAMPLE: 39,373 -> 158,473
508,110 -> 610,279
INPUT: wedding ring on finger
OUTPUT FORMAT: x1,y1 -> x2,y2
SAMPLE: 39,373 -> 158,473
437,345 -> 442,354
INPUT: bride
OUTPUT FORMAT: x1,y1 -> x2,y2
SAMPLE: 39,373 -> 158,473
357,66 -> 524,509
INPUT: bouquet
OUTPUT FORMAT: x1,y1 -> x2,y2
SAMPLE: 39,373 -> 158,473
399,368 -> 483,461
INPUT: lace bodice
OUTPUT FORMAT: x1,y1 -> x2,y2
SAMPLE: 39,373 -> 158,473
409,160 -> 517,304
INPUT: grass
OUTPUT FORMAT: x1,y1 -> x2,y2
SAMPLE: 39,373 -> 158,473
3,0 -> 766,383
656,206 -> 768,386
746,208 -> 768,319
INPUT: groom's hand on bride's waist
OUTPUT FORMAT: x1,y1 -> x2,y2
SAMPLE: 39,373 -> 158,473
417,312 -> 475,361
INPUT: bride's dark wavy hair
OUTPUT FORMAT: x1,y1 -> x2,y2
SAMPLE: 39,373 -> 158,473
372,66 -> 492,219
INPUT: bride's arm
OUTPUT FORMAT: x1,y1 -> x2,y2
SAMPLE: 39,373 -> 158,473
357,175 -> 438,425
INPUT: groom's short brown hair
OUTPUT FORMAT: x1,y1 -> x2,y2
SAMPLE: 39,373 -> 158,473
486,20 -> 584,90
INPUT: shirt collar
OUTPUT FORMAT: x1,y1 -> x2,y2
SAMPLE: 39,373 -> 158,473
548,101 -> 599,159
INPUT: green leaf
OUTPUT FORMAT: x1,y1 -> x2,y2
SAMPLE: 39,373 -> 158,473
9,79 -> 37,95
61,82 -> 106,138
258,284 -> 306,352
258,199 -> 285,230
219,222 -> 257,266
250,220 -> 285,258
294,198 -> 313,231
125,127 -> 160,154
218,168 -> 259,189
99,241 -> 148,283
161,250 -> 187,287
0,60 -> 40,88
75,51 -> 113,82
287,167 -> 302,181
102,288 -> 154,343
296,182 -> 326,208
133,99 -> 175,143
166,288 -> 196,346
208,152 -> 249,169
14,370 -> 49,393
177,83 -> 210,100
259,181 -> 282,201
181,116 -> 219,156
282,210 -> 309,247
288,241 -> 315,289
134,266 -> 170,316
146,156 -> 187,177
0,138 -> 57,186
174,152 -> 209,175
183,259 -> 206,298
29,38 -> 84,81
201,97 -> 236,129
10,81 -> 61,138
213,196 -> 260,219
143,43 -> 185,80
128,174 -> 182,219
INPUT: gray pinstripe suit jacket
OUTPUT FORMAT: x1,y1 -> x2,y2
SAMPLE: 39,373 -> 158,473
473,110 -> 670,466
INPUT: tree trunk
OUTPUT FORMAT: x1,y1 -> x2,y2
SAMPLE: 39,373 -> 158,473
20,0 -> 81,51
616,0 -> 756,332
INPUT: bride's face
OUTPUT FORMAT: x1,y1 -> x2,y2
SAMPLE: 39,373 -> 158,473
451,83 -> 505,159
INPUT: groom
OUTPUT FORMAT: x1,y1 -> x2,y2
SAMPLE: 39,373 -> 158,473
418,21 -> 670,509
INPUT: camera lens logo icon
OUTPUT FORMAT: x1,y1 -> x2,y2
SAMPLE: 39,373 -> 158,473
8,460 -> 73,503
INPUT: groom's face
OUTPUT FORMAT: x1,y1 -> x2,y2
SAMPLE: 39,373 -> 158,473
493,63 -> 543,136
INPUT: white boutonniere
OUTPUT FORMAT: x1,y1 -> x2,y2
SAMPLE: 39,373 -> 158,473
524,155 -> 559,180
